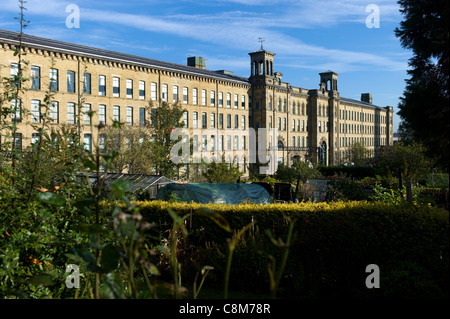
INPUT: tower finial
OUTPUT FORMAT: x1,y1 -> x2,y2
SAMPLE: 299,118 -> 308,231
258,37 -> 265,50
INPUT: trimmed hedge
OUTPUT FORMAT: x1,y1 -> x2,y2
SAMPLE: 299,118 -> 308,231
133,200 -> 449,299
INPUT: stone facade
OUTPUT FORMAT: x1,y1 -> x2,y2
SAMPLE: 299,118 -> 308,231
0,29 -> 393,177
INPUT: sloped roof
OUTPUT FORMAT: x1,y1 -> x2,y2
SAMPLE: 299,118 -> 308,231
82,172 -> 172,192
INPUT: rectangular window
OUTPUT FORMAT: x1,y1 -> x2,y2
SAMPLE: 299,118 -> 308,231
241,115 -> 245,130
292,119 -> 295,131
84,133 -> 92,152
31,65 -> 40,90
173,85 -> 179,102
217,113 -> 223,129
151,82 -> 157,101
83,73 -> 91,94
84,104 -> 91,125
162,84 -> 168,102
31,99 -> 41,124
126,79 -> 133,98
11,99 -> 21,122
193,112 -> 198,128
219,92 -> 223,108
210,90 -> 215,106
13,133 -> 22,151
210,113 -> 215,128
113,105 -> 120,122
235,115 -> 239,129
242,136 -> 246,150
234,94 -> 238,109
211,135 -> 215,151
99,75 -> 106,96
50,101 -> 59,123
241,95 -> 245,109
99,104 -> 106,125
283,118 -> 286,130
10,63 -> 19,88
50,68 -> 58,91
226,93 -> 231,108
113,77 -> 120,97
183,87 -> 188,104
227,135 -> 231,151
67,102 -> 76,124
219,135 -> 223,151
193,135 -> 199,152
183,111 -> 189,128
201,89 -> 206,106
227,114 -> 231,129
139,81 -> 145,100
139,107 -> 146,126
202,112 -> 207,129
32,133 -> 40,145
193,88 -> 198,105
67,71 -> 75,93
99,134 -> 106,151
234,136 -> 238,151
202,135 -> 207,151
127,106 -> 133,125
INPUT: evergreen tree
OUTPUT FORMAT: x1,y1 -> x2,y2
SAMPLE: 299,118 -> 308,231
395,0 -> 449,169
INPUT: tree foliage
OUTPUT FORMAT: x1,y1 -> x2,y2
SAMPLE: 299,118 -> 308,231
395,0 -> 449,169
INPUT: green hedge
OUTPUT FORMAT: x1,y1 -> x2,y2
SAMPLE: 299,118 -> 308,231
134,200 -> 449,299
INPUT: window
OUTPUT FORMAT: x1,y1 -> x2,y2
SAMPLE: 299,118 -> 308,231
193,88 -> 198,105
139,107 -> 146,126
193,135 -> 198,151
241,95 -> 245,109
50,101 -> 59,123
201,90 -> 206,106
183,87 -> 188,104
202,112 -> 207,129
278,98 -> 281,111
227,135 -> 231,151
209,90 -> 215,106
226,93 -> 231,108
151,82 -> 157,101
219,113 -> 223,128
84,134 -> 92,152
283,118 -> 286,130
67,71 -> 75,93
234,136 -> 238,150
193,112 -> 198,128
211,135 -> 215,151
113,77 -> 120,97
202,135 -> 207,151
99,134 -> 106,151
292,119 -> 295,131
173,85 -> 179,102
83,73 -> 91,94
31,99 -> 41,124
31,66 -> 40,90
234,115 -> 238,129
183,111 -> 189,128
242,136 -> 246,150
99,105 -> 106,125
126,79 -> 133,98
84,104 -> 91,125
234,94 -> 238,109
162,84 -> 168,102
210,113 -> 215,128
219,135 -> 223,151
13,133 -> 22,151
139,81 -> 145,100
219,92 -> 223,108
99,75 -> 106,96
10,99 -> 21,123
278,117 -> 281,130
32,133 -> 40,145
113,105 -> 120,122
127,106 -> 133,125
50,68 -> 58,91
67,102 -> 76,124
10,63 -> 19,87
227,114 -> 231,128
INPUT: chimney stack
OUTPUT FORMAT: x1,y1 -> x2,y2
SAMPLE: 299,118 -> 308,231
187,56 -> 206,69
361,93 -> 372,104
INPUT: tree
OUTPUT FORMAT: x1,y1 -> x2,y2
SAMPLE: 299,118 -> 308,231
146,100 -> 185,178
346,142 -> 370,165
203,156 -> 242,183
395,0 -> 449,169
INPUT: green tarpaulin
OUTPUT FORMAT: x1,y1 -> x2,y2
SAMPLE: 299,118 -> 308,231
156,183 -> 272,205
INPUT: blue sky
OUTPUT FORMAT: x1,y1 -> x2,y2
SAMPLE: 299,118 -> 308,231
1,0 -> 411,132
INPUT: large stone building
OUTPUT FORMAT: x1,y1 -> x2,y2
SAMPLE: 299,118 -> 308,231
0,29 -> 393,177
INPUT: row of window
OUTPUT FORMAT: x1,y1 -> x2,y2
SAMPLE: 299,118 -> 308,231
186,112 -> 246,130
192,134 -> 247,152
340,109 -> 388,124
12,63 -> 249,108
339,136 -> 387,148
340,123 -> 386,135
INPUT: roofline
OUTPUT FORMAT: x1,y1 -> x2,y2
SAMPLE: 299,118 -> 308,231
340,97 -> 387,109
0,29 -> 250,86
